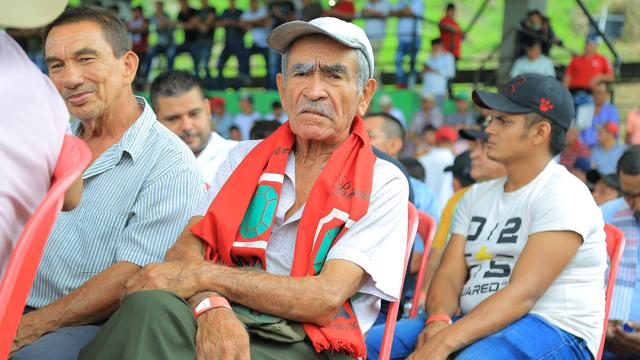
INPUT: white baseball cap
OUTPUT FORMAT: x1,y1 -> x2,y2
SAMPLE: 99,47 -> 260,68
267,17 -> 374,78
0,0 -> 67,29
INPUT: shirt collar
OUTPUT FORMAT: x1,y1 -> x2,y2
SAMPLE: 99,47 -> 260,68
72,96 -> 154,164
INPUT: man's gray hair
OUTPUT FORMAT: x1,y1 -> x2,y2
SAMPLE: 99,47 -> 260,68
280,40 -> 370,94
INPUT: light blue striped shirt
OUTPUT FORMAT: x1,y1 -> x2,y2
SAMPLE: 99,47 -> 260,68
28,97 -> 206,308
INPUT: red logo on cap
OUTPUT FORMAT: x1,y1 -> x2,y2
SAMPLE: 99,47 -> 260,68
539,98 -> 554,112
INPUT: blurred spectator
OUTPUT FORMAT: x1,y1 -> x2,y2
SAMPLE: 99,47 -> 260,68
142,1 -> 175,80
5,27 -> 46,73
589,172 -> 620,205
266,0 -> 297,89
234,94 -> 261,140
581,81 -> 620,147
150,71 -> 236,184
266,101 -> 287,123
325,0 -> 355,22
418,126 -> 456,211
240,0 -> 269,78
249,119 -> 281,140
175,0 -> 199,70
571,157 -> 593,186
422,38 -> 455,107
378,94 -> 406,128
626,108 -> 640,145
559,125 -> 591,169
209,97 -> 234,139
601,146 -> 640,359
563,35 -> 614,107
510,42 -> 555,78
301,0 -> 323,22
515,10 -> 559,57
362,0 -> 389,79
410,94 -> 444,136
438,3 -> 463,60
413,124 -> 438,158
445,150 -> 475,192
194,0 -> 216,80
102,0 -> 133,22
445,93 -> 475,127
390,0 -> 424,88
217,0 -> 248,88
229,125 -> 242,141
591,122 -> 627,174
127,6 -> 149,88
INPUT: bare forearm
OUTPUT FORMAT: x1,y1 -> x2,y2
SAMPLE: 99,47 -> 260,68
29,262 -> 140,331
165,217 -> 206,261
438,285 -> 535,353
195,263 -> 341,325
425,273 -> 462,316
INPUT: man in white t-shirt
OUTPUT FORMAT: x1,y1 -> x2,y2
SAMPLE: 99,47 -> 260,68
234,94 -> 262,140
422,37 -> 455,107
151,71 -> 236,184
362,0 -> 389,72
387,73 -> 606,359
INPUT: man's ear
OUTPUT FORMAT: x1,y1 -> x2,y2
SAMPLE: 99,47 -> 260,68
358,78 -> 377,117
122,51 -> 139,85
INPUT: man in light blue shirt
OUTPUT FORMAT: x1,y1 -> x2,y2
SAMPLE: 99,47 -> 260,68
11,7 -> 204,360
592,122 -> 627,174
390,0 -> 424,87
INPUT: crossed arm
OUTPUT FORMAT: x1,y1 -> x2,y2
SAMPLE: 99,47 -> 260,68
408,230 -> 582,359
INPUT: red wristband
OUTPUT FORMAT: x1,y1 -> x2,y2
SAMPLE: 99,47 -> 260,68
194,296 -> 232,318
426,314 -> 453,326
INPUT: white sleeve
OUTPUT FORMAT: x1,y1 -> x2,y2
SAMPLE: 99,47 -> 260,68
325,161 -> 409,301
451,186 -> 473,237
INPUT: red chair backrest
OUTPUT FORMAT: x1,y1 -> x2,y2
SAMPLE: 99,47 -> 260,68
597,223 -> 626,360
0,135 -> 90,359
409,211 -> 437,319
378,203 -> 419,360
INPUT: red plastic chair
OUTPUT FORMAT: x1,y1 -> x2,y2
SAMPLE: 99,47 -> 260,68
0,135 -> 90,359
378,203 -> 419,360
409,211 -> 437,319
597,223 -> 626,360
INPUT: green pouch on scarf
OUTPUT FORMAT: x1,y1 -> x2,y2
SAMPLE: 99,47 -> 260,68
232,304 -> 306,343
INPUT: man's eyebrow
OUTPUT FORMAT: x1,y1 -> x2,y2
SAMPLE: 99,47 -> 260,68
45,48 -> 100,65
288,63 -> 349,77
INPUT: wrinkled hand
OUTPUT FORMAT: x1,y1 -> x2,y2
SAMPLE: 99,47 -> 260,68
613,321 -> 640,354
10,311 -> 51,356
407,331 -> 451,360
124,260 -> 206,299
196,307 -> 250,360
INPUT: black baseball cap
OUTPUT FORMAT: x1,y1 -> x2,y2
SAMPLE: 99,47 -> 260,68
472,73 -> 575,130
445,150 -> 475,187
459,128 -> 488,141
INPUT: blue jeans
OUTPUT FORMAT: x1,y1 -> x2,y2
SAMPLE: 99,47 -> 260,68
366,314 -> 592,360
395,39 -> 421,86
11,325 -> 102,360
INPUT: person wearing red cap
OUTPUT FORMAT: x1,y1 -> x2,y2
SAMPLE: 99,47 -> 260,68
389,73 -> 605,360
417,126 -> 456,212
591,122 -> 627,174
209,96 -> 235,139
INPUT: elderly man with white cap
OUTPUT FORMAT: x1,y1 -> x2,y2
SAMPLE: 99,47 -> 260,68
78,16 -> 409,360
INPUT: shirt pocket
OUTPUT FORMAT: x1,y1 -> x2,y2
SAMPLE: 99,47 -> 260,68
62,210 -> 127,274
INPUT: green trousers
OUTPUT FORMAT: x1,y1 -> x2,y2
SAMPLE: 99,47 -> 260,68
79,290 -> 353,360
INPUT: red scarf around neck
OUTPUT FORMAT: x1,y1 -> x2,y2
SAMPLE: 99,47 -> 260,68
190,116 -> 375,358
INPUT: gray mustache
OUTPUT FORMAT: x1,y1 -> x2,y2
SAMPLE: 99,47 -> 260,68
297,101 -> 334,119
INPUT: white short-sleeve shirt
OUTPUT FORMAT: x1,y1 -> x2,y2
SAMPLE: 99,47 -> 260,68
451,160 -> 607,357
198,140 -> 409,334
